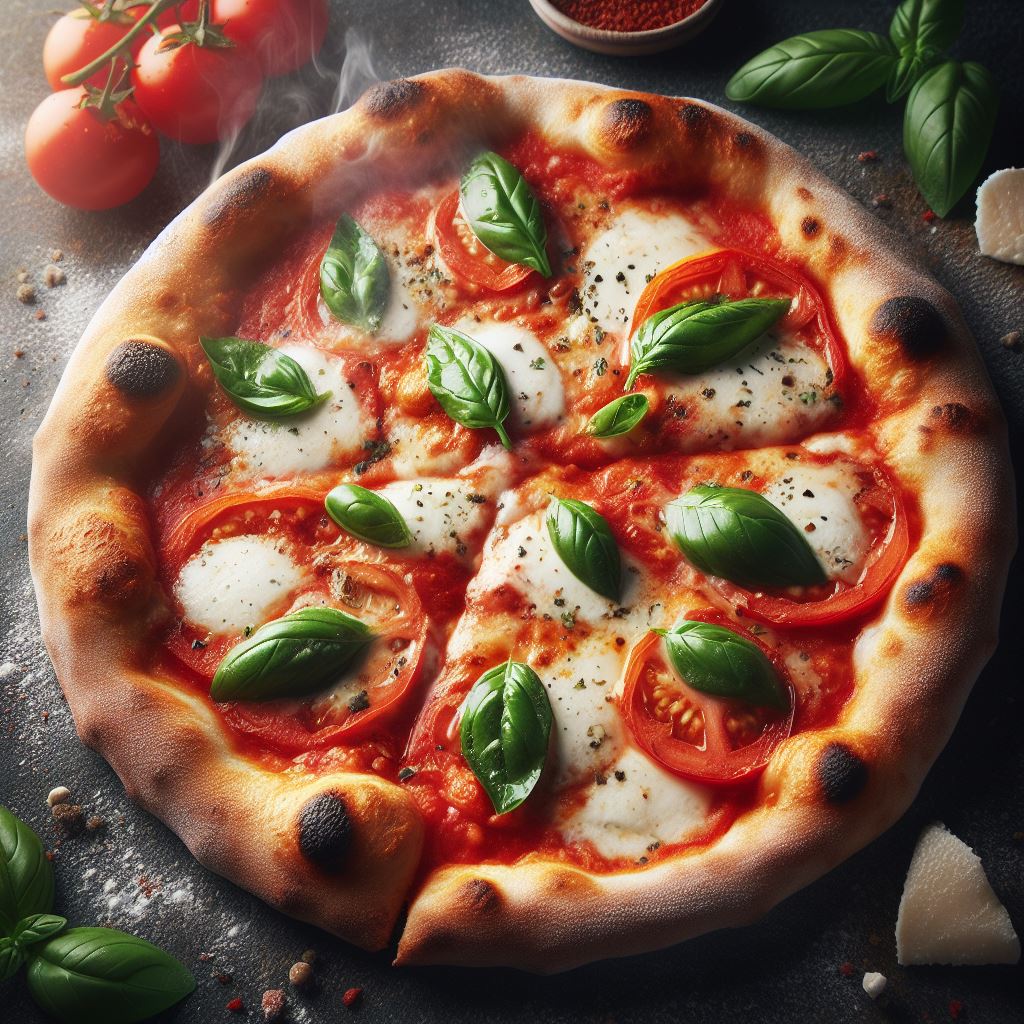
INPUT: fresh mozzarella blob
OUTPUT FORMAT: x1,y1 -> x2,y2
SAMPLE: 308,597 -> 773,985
560,747 -> 711,860
975,168 -> 1024,265
896,823 -> 1020,965
224,345 -> 370,478
386,419 -> 472,478
458,319 -> 566,432
761,460 -> 870,583
375,478 -> 492,558
540,631 -> 631,785
662,332 -> 834,451
581,207 -> 713,334
175,536 -> 306,635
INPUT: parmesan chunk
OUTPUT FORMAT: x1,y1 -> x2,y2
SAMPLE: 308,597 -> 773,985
975,168 -> 1024,265
895,822 -> 1020,965
861,972 -> 886,999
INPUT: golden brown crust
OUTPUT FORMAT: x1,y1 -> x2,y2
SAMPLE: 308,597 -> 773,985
29,70 -> 1014,966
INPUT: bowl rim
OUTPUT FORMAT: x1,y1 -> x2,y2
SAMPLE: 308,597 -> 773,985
528,0 -> 722,41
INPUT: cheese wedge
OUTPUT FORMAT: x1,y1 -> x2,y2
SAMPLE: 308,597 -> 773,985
975,168 -> 1024,265
895,823 -> 1020,965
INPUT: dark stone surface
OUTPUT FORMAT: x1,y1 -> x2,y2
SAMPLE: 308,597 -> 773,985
2,1 -> 1022,1021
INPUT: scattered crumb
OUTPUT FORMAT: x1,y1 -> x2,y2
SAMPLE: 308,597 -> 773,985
17,270 -> 29,283
17,284 -> 36,304
1000,331 -> 1022,352
872,194 -> 892,209
13,349 -> 24,358
43,264 -> 66,287
85,815 -> 105,832
862,971 -> 887,999
47,786 -> 72,807
226,997 -> 244,1013
922,210 -> 937,223
300,948 -> 317,965
50,249 -> 63,262
342,987 -> 363,1009
858,150 -> 879,163
289,961 -> 313,987
51,802 -> 85,836
215,971 -> 233,985
262,989 -> 286,1022
838,961 -> 855,977
34,310 -> 46,321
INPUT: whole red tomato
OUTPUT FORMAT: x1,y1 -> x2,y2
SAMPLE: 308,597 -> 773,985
25,88 -> 159,210
212,0 -> 328,76
132,26 -> 263,144
43,9 -> 137,90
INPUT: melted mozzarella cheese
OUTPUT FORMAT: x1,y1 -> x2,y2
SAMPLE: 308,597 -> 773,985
375,478 -> 492,558
385,419 -> 474,478
762,460 -> 869,583
458,319 -> 566,432
175,535 -> 306,635
581,207 -> 713,335
662,333 -> 834,451
560,748 -> 711,860
224,345 -> 371,478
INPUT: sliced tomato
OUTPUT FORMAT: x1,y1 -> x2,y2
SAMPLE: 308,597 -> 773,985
710,460 -> 910,628
621,612 -> 794,785
627,248 -> 847,394
431,190 -> 534,293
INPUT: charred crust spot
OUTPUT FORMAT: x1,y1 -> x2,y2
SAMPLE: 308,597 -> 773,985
105,340 -> 180,399
363,78 -> 425,119
734,130 -> 755,149
202,166 -> 274,227
930,401 -> 981,433
298,792 -> 352,869
869,296 -> 946,360
678,102 -> 711,129
904,562 -> 964,613
600,98 -> 653,150
796,186 -> 813,201
462,878 -> 501,914
801,216 -> 821,238
817,743 -> 868,804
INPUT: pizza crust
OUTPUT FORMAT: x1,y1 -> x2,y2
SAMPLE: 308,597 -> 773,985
28,70 -> 1014,966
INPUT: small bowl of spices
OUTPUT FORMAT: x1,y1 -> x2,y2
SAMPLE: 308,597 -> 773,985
528,0 -> 723,56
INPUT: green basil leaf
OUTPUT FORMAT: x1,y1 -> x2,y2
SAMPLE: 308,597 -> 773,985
459,661 -> 553,815
210,607 -> 374,703
0,936 -> 25,982
545,497 -> 621,602
26,927 -> 195,1024
626,297 -> 790,388
890,0 -> 964,54
904,60 -> 998,217
726,30 -> 897,109
425,324 -> 512,449
460,151 -> 552,277
12,913 -> 67,948
586,393 -> 649,438
319,213 -> 390,332
200,336 -> 330,419
0,805 -> 54,934
657,620 -> 789,711
887,50 -> 930,101
325,483 -> 411,548
666,485 -> 826,588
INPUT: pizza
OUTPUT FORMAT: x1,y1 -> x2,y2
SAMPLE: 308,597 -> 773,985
28,70 -> 1014,971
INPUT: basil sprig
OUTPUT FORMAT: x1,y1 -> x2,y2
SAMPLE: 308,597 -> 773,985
460,661 -> 553,815
626,297 -> 790,388
0,804 -> 54,934
319,214 -> 390,333
586,393 -> 649,438
425,324 -> 512,448
326,483 -> 411,548
27,927 -> 196,1024
666,485 -> 826,589
656,620 -> 789,711
210,607 -> 374,703
460,151 -> 552,277
887,0 -> 964,99
904,60 -> 997,217
201,337 -> 330,419
545,497 -> 621,602
2,915 -> 68,979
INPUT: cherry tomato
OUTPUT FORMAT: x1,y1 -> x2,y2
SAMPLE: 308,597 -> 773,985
213,0 -> 328,76
43,9 -> 137,90
708,458 -> 910,628
627,248 -> 848,395
432,190 -> 535,293
25,88 -> 159,210
621,613 -> 795,785
132,26 -> 263,144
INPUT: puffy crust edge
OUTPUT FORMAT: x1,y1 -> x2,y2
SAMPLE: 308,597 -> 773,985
28,70 -> 1015,967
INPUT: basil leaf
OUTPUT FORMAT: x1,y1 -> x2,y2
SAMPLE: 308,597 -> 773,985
890,0 -> 964,54
586,393 -> 649,438
0,805 -> 54,934
425,324 -> 512,449
887,50 -> 930,101
325,483 -> 411,548
626,297 -> 790,388
904,60 -> 998,217
657,621 -> 788,711
459,661 -> 553,815
12,913 -> 67,948
1,936 -> 25,982
26,927 -> 195,1024
666,485 -> 826,588
545,497 -> 621,602
726,30 -> 897,108
210,607 -> 374,703
319,214 -> 390,332
460,151 -> 552,277
201,336 -> 330,419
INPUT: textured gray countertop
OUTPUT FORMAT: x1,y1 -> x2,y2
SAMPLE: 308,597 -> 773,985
2,0 -> 1022,1021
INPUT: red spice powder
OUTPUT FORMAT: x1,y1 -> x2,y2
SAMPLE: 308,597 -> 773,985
552,0 -> 707,32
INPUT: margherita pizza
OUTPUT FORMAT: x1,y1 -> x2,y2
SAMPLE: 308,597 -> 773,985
28,71 -> 1014,971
